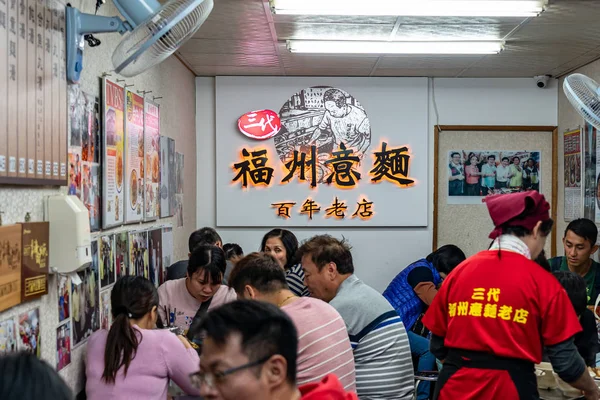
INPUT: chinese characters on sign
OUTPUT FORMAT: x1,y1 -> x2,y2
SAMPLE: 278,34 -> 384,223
237,110 -> 281,140
271,196 -> 374,220
230,141 -> 412,222
232,141 -> 413,189
447,287 -> 529,325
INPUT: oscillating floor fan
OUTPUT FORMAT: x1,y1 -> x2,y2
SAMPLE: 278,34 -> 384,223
563,73 -> 600,130
66,0 -> 213,83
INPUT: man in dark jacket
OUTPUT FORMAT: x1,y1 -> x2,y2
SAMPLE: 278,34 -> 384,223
550,218 -> 600,305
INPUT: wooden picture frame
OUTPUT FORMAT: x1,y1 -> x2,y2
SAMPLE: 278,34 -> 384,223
433,125 -> 559,257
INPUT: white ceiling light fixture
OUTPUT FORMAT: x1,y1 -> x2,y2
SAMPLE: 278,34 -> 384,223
287,40 -> 505,55
270,0 -> 547,17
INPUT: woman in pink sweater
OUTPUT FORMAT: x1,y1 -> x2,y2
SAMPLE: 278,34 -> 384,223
86,276 -> 200,400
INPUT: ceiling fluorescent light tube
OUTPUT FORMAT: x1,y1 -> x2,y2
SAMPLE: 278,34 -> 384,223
271,0 -> 546,17
287,40 -> 505,55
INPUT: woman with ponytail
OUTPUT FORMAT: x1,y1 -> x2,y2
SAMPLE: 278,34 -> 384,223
85,276 -> 200,399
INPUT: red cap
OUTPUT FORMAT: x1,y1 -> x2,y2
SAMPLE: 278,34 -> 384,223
485,191 -> 550,240
299,374 -> 358,400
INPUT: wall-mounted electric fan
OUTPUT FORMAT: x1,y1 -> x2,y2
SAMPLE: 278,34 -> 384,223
66,0 -> 213,83
564,73 -> 600,129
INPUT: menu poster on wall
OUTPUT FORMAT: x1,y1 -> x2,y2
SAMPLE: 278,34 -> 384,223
114,232 -> 129,278
175,152 -> 184,227
161,226 -> 173,283
102,79 -> 125,228
82,93 -> 101,231
56,321 -> 71,371
99,235 -> 116,289
159,136 -> 174,218
564,128 -> 583,221
129,231 -> 149,278
21,222 -> 49,302
0,224 -> 22,312
125,90 -> 145,223
100,289 -> 112,330
144,101 -> 160,221
148,229 -> 163,287
584,122 -> 597,221
68,85 -> 83,198
0,317 -> 17,354
18,308 -> 40,357
73,245 -> 100,347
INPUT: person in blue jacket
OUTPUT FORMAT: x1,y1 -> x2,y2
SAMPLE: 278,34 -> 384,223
383,244 -> 466,400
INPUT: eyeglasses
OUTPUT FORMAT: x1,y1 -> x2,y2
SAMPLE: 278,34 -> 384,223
190,355 -> 272,389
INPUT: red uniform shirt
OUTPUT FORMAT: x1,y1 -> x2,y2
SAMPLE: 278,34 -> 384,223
423,250 -> 582,399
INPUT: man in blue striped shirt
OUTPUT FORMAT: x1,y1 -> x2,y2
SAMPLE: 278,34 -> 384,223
298,235 -> 414,400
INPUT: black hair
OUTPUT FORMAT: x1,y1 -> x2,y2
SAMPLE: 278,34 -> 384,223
502,219 -> 554,238
199,300 -> 298,384
488,155 -> 496,160
565,218 -> 598,247
223,243 -> 244,260
187,244 -> 226,284
534,250 -> 551,272
502,157 -> 509,162
103,276 -> 159,384
297,235 -> 354,274
260,229 -> 299,271
450,152 -> 460,158
0,352 -> 73,400
426,244 -> 466,275
229,252 -> 288,294
512,156 -> 520,162
554,271 -> 587,316
188,227 -> 222,253
322,88 -> 347,109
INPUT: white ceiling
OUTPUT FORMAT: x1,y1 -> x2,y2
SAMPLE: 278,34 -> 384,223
176,0 -> 600,78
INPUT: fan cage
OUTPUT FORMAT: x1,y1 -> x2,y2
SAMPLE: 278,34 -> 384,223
112,0 -> 213,77
564,73 -> 600,130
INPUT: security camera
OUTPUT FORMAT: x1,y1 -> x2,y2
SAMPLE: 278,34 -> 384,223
534,75 -> 551,89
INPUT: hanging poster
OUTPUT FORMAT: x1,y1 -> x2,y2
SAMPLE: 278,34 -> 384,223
0,317 -> 17,354
584,122 -> 597,221
160,136 -> 175,218
102,78 -> 125,228
100,289 -> 112,330
125,90 -> 145,223
68,85 -> 84,198
99,235 -> 116,289
21,222 -> 49,302
18,308 -> 40,358
73,247 -> 100,347
0,224 -> 22,312
58,274 -> 70,323
564,128 -> 582,221
175,152 -> 184,227
144,101 -> 160,220
56,321 -> 71,371
161,227 -> 173,284
114,232 -> 129,278
82,93 -> 101,231
149,229 -> 163,287
129,231 -> 149,278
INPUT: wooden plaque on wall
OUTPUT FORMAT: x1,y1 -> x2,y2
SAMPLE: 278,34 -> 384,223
433,125 -> 558,258
21,221 -> 49,302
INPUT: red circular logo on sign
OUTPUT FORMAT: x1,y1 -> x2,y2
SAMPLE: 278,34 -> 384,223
238,110 -> 281,140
